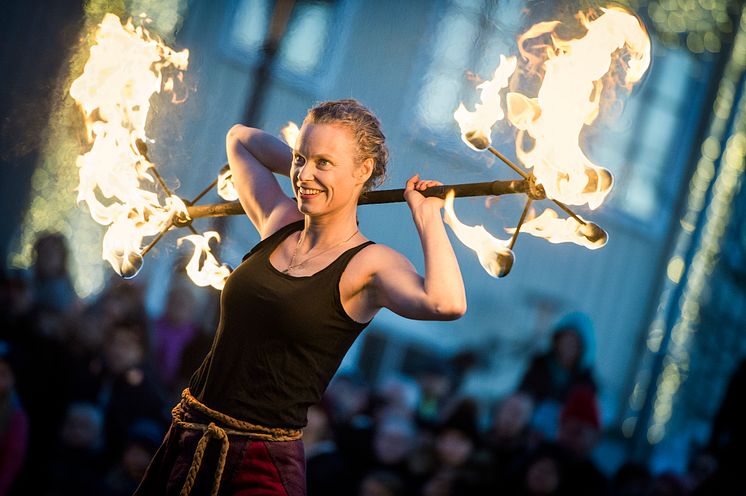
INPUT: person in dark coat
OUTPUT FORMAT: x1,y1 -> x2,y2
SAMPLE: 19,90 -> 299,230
70,322 -> 167,466
519,312 -> 597,439
556,385 -> 608,495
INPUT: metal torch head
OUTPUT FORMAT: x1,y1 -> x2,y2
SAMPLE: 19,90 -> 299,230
480,248 -> 515,278
579,221 -> 609,249
464,130 -> 491,151
119,251 -> 144,279
496,249 -> 515,277
584,167 -> 614,194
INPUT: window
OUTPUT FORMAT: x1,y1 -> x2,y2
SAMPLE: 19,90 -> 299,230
224,0 -> 339,84
416,0 -> 523,131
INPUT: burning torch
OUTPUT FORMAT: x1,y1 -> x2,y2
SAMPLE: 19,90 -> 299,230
69,7 -> 649,289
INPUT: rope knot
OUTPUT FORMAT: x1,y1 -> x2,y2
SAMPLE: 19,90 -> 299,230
174,389 -> 302,496
206,422 -> 227,440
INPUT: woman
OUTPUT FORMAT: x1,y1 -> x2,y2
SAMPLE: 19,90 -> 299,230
135,99 -> 466,496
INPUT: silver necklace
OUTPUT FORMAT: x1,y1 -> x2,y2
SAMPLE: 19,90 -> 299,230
283,228 -> 360,274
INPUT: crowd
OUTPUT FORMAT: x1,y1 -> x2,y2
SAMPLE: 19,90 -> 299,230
0,232 -> 741,495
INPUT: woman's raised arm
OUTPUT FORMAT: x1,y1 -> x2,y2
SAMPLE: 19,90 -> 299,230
367,175 -> 467,321
225,125 -> 302,238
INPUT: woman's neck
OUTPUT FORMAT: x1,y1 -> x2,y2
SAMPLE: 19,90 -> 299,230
301,207 -> 360,248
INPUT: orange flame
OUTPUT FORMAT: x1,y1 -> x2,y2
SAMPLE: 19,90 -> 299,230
443,191 -> 514,277
70,14 -> 230,289
507,6 -> 649,210
70,13 -> 191,279
281,121 -> 300,149
177,232 -> 231,290
217,166 -> 239,201
454,55 -> 517,151
449,6 -> 649,273
506,208 -> 607,249
216,120 -> 299,202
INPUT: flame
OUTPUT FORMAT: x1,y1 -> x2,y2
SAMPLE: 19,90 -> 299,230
217,166 -> 239,201
177,232 -> 231,290
454,55 -> 517,151
451,6 -> 649,265
70,14 -> 230,290
443,191 -> 515,277
506,208 -> 607,249
281,121 -> 300,148
507,7 -> 650,210
69,13 -> 191,279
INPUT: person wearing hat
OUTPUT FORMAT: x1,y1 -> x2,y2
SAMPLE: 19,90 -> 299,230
518,312 -> 598,440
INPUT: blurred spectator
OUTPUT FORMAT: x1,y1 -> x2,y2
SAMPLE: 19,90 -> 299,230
45,402 -> 105,495
683,450 -> 716,494
305,403 -> 352,496
367,414 -> 419,492
5,310 -> 74,495
505,442 -> 571,496
358,470 -> 405,496
325,370 -> 372,424
650,471 -> 688,496
103,419 -> 163,496
435,398 -> 479,468
71,322 -> 167,464
485,392 -> 536,478
556,385 -> 608,494
0,269 -> 33,344
152,284 -> 201,392
66,308 -> 108,365
100,323 -> 166,462
374,373 -> 421,422
31,233 -> 79,316
0,342 -> 29,496
449,350 -> 479,391
92,281 -> 149,335
611,462 -> 653,496
699,355 -> 746,494
519,311 -> 597,439
414,362 -> 453,427
421,398 -> 483,496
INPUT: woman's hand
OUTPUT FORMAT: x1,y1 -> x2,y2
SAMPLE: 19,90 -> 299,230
404,174 -> 444,214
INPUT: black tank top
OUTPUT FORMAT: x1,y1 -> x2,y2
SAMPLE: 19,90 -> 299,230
189,221 -> 374,429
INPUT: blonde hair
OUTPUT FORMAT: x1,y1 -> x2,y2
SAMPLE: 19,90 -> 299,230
305,99 -> 389,191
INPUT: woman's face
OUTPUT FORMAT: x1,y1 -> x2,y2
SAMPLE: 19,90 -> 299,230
291,122 -> 369,216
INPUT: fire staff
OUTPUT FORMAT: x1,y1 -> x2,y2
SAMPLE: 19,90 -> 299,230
135,99 -> 467,496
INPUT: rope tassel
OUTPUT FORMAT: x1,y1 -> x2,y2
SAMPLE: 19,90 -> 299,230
180,422 -> 229,496
172,389 -> 302,495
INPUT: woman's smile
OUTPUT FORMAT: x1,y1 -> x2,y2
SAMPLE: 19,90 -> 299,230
298,186 -> 325,198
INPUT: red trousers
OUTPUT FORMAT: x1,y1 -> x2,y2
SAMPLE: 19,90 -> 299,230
134,408 -> 306,496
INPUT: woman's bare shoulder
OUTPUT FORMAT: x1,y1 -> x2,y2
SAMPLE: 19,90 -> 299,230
354,242 -> 413,271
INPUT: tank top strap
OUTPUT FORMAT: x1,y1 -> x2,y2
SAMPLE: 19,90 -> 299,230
322,240 -> 376,281
241,220 -> 303,262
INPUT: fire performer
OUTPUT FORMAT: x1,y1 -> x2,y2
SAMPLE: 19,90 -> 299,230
135,99 -> 467,496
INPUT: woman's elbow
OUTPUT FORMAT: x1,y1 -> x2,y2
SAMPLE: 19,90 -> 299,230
432,300 -> 467,321
226,124 -> 258,144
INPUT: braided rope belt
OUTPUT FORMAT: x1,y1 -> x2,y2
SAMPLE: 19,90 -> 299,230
172,388 -> 302,496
